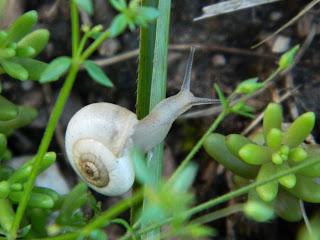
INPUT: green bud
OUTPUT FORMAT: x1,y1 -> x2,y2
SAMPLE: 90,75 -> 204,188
256,163 -> 278,202
236,77 -> 263,94
289,147 -> 308,162
81,24 -> 90,32
243,200 -> 274,222
266,128 -> 282,150
17,29 -> 49,57
10,183 -> 22,191
0,181 -> 10,198
283,112 -> 315,148
239,144 -> 271,165
0,48 -> 16,58
277,164 -> 296,189
92,24 -> 103,33
9,165 -> 32,183
272,153 -> 283,165
16,46 -> 36,57
9,191 -> 54,209
278,45 -> 299,71
263,103 -> 282,141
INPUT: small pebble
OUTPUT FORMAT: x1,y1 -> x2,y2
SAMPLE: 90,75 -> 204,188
212,54 -> 226,66
272,35 -> 290,53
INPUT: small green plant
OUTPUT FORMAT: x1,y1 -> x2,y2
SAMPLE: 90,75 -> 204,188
204,102 -> 320,221
0,11 -> 49,83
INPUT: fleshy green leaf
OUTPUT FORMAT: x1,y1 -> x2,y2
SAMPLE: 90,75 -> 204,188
263,103 -> 282,140
17,29 -> 50,57
6,10 -> 38,42
283,112 -> 315,148
172,163 -> 197,193
239,143 -> 271,165
244,200 -> 274,222
76,0 -> 94,15
40,56 -> 71,83
0,59 -> 28,81
0,95 -> 18,121
256,163 -> 278,202
83,60 -> 113,87
11,57 -> 48,81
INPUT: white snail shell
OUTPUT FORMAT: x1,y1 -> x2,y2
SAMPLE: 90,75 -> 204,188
65,47 -> 219,196
65,103 -> 138,196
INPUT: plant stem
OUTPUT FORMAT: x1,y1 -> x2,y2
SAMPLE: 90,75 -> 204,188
191,204 -> 244,225
71,0 -> 79,58
168,110 -> 229,185
9,63 -> 80,238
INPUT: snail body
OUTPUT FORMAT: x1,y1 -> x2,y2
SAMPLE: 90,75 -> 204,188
65,47 -> 218,196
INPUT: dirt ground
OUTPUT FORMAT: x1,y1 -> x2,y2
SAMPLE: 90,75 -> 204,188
1,0 -> 320,239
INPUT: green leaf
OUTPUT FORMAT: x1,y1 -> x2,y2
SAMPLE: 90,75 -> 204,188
7,10 -> 38,42
263,103 -> 282,140
0,95 -> 18,121
283,112 -> 315,148
83,60 -> 113,87
76,0 -> 94,15
239,143 -> 271,165
109,14 -> 128,38
109,0 -> 127,11
266,128 -> 282,150
172,163 -> 198,193
244,200 -> 274,222
15,46 -> 35,57
11,57 -> 48,81
138,7 -> 160,21
0,59 -> 28,81
256,163 -> 278,202
130,146 -> 152,185
40,56 -> 71,83
17,29 -> 50,57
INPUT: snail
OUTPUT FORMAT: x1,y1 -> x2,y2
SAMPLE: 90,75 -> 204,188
65,47 -> 218,196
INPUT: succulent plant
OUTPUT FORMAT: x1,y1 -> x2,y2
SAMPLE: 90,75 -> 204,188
204,103 -> 320,221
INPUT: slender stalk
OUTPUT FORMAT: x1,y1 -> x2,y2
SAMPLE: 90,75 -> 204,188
80,30 -> 110,61
168,110 -> 229,185
9,63 -> 80,238
71,0 -> 79,58
191,204 -> 244,225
